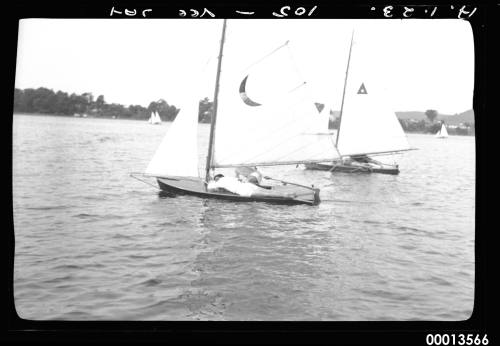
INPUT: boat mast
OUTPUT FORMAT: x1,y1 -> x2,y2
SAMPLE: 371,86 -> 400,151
205,19 -> 227,182
335,30 -> 354,148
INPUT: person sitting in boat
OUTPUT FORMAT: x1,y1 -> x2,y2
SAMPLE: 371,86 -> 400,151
235,166 -> 269,188
351,155 -> 370,163
207,174 -> 296,198
342,157 -> 354,165
235,166 -> 262,183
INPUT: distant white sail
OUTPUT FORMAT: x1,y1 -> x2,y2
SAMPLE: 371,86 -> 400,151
436,123 -> 448,138
212,25 -> 340,168
148,111 -> 154,124
336,33 -> 411,157
154,111 -> 162,124
145,99 -> 198,177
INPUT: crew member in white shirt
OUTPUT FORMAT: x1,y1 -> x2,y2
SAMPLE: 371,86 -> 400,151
207,174 -> 296,198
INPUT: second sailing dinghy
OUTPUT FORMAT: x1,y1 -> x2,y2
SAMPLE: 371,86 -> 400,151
305,31 -> 413,175
435,123 -> 448,138
148,111 -> 162,125
154,111 -> 162,124
139,20 -> 339,206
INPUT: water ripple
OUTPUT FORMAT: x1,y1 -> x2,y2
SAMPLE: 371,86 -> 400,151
13,116 -> 475,321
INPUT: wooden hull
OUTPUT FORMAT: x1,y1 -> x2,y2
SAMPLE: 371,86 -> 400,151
304,162 -> 400,175
156,176 -> 320,206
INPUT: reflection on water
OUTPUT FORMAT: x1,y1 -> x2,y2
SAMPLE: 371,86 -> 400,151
13,114 -> 475,320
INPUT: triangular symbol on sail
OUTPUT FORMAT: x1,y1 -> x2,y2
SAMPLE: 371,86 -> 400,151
357,83 -> 367,94
314,102 -> 325,113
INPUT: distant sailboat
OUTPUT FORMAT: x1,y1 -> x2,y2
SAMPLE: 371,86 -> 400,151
135,20 -> 342,205
148,111 -> 162,125
305,31 -> 412,175
154,111 -> 162,124
435,123 -> 448,138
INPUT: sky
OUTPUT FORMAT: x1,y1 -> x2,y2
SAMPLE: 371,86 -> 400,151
15,19 -> 474,114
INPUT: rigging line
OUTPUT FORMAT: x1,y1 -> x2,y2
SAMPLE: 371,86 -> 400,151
284,42 -> 308,87
286,81 -> 307,94
201,56 -> 213,73
243,40 -> 291,72
130,173 -> 161,191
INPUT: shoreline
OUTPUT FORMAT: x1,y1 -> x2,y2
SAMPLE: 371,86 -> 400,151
13,113 -> 475,136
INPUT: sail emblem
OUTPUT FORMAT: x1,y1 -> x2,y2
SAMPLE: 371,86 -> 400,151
314,102 -> 325,113
239,75 -> 262,107
357,83 -> 367,94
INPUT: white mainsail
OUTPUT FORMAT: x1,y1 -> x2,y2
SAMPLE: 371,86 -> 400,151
211,22 -> 340,168
336,33 -> 411,157
145,98 -> 199,177
148,111 -> 154,124
436,123 -> 448,138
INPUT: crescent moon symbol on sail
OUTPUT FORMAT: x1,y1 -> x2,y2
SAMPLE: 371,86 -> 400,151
239,75 -> 262,107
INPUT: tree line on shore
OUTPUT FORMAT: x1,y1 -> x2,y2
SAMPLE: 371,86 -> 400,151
13,87 -> 214,123
329,109 -> 474,135
396,109 -> 474,136
13,87 -> 473,135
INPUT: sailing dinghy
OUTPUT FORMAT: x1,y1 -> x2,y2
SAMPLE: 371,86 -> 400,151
149,111 -> 162,125
435,123 -> 448,138
148,111 -> 162,124
135,20 -> 341,206
155,112 -> 162,124
305,31 -> 413,175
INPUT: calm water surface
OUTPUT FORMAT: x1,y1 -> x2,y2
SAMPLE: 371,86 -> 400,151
12,114 -> 475,320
